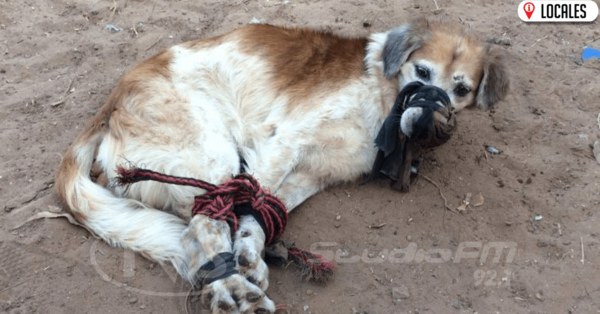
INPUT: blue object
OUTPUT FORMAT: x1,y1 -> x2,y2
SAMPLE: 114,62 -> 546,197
105,24 -> 121,33
582,47 -> 600,61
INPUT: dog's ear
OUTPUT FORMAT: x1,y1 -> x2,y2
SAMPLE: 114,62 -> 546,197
476,47 -> 510,110
383,20 -> 429,78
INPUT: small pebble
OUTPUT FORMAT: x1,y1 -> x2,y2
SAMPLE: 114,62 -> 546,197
335,215 -> 341,221
249,17 -> 267,24
534,215 -> 543,221
306,289 -> 313,295
105,24 -> 121,33
486,145 -> 501,155
535,292 -> 544,301
129,297 -> 138,304
406,235 -> 412,241
486,37 -> 512,46
392,285 -> 410,303
334,222 -> 341,228
362,18 -> 371,27
593,141 -> 600,165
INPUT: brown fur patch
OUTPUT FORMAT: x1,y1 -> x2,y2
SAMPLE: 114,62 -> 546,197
237,24 -> 368,110
180,33 -> 227,50
55,50 -> 175,219
103,50 -> 174,137
107,49 -> 201,147
55,149 -> 78,208
408,23 -> 485,86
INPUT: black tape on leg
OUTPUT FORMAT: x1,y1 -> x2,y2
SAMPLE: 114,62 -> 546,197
233,203 -> 267,237
198,252 -> 238,287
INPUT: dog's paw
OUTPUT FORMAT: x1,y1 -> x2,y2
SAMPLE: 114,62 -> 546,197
201,274 -> 275,314
233,216 -> 269,291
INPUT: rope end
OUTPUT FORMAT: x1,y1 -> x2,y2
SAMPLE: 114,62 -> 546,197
288,247 -> 335,283
115,166 -> 140,186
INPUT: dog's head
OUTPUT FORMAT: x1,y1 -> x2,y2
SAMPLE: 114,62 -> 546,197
383,19 -> 509,112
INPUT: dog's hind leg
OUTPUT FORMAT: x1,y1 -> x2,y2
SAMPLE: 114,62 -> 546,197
186,215 -> 276,314
105,151 -> 276,313
58,130 -> 275,313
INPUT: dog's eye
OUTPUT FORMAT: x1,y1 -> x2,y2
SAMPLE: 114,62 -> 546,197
454,85 -> 471,97
415,66 -> 430,80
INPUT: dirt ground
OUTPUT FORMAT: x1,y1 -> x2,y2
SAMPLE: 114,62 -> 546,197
1,0 -> 600,313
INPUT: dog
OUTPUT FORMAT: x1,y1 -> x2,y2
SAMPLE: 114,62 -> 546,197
55,18 -> 508,313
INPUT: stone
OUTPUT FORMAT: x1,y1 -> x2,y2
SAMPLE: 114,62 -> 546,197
535,292 -> 544,301
249,17 -> 267,24
392,285 -> 410,305
593,141 -> 600,165
486,37 -> 512,46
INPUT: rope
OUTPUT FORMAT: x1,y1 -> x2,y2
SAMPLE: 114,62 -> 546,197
117,167 -> 287,245
116,166 -> 335,282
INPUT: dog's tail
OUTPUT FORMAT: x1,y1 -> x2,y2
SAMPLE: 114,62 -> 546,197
55,125 -> 194,281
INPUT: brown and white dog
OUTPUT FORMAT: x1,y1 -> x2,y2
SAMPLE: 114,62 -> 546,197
56,19 -> 508,313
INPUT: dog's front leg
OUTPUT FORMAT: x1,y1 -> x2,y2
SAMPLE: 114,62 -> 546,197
272,170 -> 324,211
232,170 -> 324,292
185,215 -> 275,313
233,215 -> 270,291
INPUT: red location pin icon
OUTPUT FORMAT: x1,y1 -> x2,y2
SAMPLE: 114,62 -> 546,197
523,2 -> 535,19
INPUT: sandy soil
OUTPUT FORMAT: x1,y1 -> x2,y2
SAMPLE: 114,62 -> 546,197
1,0 -> 600,313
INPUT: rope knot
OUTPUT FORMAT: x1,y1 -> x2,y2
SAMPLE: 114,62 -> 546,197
116,166 -> 334,282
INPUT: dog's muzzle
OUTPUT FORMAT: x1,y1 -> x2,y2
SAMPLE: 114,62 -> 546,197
365,82 -> 456,192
